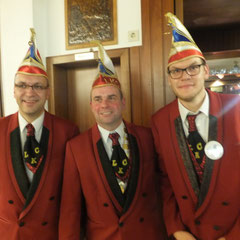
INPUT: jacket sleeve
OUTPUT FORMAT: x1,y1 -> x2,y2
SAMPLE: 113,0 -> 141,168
151,119 -> 186,237
59,141 -> 84,240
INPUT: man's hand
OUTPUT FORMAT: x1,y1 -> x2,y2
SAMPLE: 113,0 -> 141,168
173,231 -> 197,240
217,238 -> 226,240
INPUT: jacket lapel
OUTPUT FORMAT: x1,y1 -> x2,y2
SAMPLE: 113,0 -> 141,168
20,111 -> 51,218
197,115 -> 217,208
170,100 -> 198,204
122,132 -> 139,214
96,138 -> 125,208
8,113 -> 27,204
174,116 -> 200,197
92,124 -> 123,213
195,90 -> 223,216
23,126 -> 49,210
10,127 -> 30,199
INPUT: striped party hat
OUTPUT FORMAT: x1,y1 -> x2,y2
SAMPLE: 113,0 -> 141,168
17,28 -> 48,78
166,12 -> 205,67
92,41 -> 120,89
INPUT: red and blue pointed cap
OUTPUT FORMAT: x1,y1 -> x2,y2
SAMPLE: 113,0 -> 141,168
166,12 -> 205,67
17,28 -> 48,79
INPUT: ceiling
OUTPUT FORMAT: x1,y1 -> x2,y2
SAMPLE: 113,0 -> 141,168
184,0 -> 240,29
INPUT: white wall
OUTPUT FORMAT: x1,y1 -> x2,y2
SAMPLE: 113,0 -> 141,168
42,0 -> 142,56
0,0 -> 34,116
0,0 -> 142,116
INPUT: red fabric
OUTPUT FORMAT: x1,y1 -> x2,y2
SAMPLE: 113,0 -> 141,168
0,111 -> 79,240
92,74 -> 121,89
168,49 -> 204,65
26,123 -> 34,136
152,89 -> 240,239
109,132 -> 120,146
187,115 -> 197,132
59,122 -> 165,240
18,65 -> 47,78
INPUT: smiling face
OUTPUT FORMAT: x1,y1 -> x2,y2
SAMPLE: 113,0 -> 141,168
168,57 -> 209,109
90,85 -> 125,131
14,73 -> 50,122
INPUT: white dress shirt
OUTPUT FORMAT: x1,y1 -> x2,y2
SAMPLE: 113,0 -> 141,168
18,112 -> 45,182
178,91 -> 209,143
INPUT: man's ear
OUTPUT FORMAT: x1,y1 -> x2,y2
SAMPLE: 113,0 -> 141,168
121,97 -> 126,107
204,64 -> 210,80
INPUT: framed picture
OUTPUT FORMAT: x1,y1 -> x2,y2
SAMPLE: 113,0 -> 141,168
65,0 -> 117,50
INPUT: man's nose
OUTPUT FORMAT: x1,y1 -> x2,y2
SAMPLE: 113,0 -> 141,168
101,99 -> 109,106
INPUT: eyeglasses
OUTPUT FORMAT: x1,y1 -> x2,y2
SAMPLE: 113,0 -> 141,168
15,83 -> 49,92
168,63 -> 205,79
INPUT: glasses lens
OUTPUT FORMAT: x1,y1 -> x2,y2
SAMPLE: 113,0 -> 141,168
186,65 -> 201,76
170,69 -> 182,79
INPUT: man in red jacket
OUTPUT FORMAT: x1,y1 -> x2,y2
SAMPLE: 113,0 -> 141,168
152,12 -> 240,240
0,28 -> 79,240
59,42 -> 165,240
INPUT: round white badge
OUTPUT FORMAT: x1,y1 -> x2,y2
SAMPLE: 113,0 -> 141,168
204,141 -> 224,160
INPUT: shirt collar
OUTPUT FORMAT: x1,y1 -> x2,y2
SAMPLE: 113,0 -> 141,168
98,121 -> 125,145
178,90 -> 209,123
18,111 -> 45,134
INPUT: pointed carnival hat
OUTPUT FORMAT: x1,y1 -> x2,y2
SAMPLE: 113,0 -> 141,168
92,41 -> 120,89
16,28 -> 48,79
165,12 -> 205,67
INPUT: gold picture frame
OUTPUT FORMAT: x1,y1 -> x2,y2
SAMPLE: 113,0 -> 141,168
65,0 -> 117,50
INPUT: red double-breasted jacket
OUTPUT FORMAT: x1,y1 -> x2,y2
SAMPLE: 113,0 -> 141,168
152,89 -> 240,240
0,111 -> 79,240
59,121 -> 165,240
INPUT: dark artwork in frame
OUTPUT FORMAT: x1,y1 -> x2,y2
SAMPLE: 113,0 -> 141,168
65,0 -> 118,50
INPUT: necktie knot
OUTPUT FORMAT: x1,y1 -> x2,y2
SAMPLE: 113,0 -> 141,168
109,132 -> 120,146
187,114 -> 198,132
26,123 -> 35,136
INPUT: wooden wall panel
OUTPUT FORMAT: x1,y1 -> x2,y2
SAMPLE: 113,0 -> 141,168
129,0 -> 179,127
151,0 -> 165,113
162,0 -> 177,105
138,0 -> 153,126
129,47 -> 142,125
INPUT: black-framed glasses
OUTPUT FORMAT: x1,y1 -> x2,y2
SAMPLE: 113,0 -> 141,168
168,63 -> 205,79
15,83 -> 49,92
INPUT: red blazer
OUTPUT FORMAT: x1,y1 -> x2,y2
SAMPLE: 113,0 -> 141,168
59,122 -> 165,240
0,111 -> 79,240
152,90 -> 240,240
